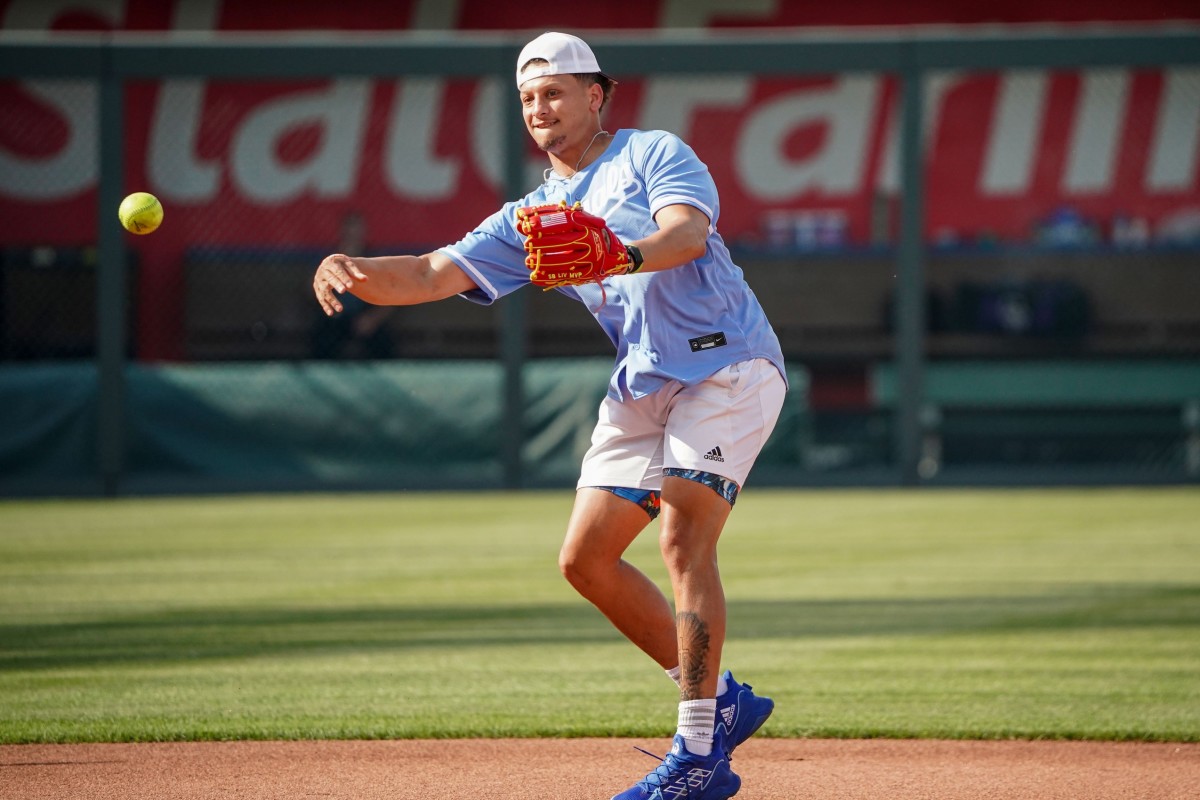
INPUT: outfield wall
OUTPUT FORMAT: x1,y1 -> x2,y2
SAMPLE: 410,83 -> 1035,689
5,357 -> 1198,497
0,360 -> 812,496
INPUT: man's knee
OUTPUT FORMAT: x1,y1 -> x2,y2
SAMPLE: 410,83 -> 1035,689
558,536 -> 620,592
658,524 -> 719,575
558,541 -> 591,586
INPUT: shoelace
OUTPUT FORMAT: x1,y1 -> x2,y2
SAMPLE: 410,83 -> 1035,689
633,745 -> 663,761
629,745 -> 690,794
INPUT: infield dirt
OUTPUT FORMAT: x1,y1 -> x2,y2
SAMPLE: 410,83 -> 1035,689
2,738 -> 1197,799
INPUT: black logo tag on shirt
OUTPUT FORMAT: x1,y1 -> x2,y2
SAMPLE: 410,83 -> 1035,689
689,332 -> 727,352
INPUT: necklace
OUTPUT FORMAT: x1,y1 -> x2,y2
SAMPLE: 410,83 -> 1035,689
571,129 -> 609,175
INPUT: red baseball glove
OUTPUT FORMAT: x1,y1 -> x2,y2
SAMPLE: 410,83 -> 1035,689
515,201 -> 636,292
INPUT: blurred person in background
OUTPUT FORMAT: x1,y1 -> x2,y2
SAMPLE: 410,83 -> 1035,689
309,210 -> 395,359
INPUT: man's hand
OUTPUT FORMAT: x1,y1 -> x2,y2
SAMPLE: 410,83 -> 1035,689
313,253 -> 368,315
515,202 -> 634,291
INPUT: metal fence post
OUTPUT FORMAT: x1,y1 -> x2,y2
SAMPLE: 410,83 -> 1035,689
895,57 -> 927,485
97,57 -> 127,496
500,75 -> 529,489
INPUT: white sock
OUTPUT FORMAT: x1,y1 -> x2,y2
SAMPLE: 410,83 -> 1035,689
666,666 -> 682,688
667,668 -> 728,698
677,699 -> 717,757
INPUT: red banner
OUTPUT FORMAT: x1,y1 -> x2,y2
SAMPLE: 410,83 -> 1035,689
2,1 -> 1198,359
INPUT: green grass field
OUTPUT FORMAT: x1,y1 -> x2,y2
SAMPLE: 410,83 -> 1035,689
1,488 -> 1197,744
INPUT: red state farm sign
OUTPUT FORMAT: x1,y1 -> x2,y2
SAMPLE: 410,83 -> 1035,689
5,71 -> 1197,247
1,0 -> 1198,359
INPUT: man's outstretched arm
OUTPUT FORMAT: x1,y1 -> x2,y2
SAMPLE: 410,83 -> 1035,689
313,251 -> 478,316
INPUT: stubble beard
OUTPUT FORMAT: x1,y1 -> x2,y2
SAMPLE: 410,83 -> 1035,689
538,134 -> 567,154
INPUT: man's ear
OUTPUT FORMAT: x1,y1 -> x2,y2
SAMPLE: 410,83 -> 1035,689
589,82 -> 604,113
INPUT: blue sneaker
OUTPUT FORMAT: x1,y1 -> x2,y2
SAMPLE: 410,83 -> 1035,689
715,670 -> 774,756
611,731 -> 741,800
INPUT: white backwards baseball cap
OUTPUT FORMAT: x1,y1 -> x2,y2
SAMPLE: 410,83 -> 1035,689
515,31 -> 614,89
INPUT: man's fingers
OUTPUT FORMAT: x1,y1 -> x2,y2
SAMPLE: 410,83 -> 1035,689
314,280 -> 343,316
322,287 -> 343,315
314,254 -> 366,314
318,254 -> 368,293
324,262 -> 352,294
327,254 -> 369,286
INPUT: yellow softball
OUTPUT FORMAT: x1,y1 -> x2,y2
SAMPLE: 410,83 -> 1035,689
118,192 -> 164,235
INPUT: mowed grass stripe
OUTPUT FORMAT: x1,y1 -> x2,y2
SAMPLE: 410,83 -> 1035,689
0,488 -> 1196,743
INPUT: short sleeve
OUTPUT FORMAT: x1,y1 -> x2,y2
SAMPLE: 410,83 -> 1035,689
639,132 -> 719,227
437,204 -> 530,305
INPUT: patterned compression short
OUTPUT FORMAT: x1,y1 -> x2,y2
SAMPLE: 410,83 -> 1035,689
593,470 -> 740,518
595,486 -> 662,520
663,468 -> 740,507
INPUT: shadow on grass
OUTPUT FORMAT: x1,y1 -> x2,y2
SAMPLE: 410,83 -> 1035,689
2,584 -> 1196,670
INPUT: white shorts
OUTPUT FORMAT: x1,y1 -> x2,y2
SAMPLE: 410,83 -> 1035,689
577,358 -> 787,492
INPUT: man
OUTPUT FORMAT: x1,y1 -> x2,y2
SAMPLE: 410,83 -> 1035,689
313,31 -> 787,800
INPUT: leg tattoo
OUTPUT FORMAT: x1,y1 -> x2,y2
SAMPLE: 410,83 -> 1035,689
676,611 -> 711,700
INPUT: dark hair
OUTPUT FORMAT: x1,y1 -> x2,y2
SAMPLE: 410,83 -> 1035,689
575,73 -> 616,112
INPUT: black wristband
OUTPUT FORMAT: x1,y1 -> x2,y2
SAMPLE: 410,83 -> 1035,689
625,244 -> 644,274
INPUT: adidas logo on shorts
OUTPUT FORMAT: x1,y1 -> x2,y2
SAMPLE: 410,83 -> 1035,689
704,446 -> 725,463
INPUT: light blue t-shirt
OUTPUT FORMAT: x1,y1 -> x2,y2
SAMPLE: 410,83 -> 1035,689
439,129 -> 785,400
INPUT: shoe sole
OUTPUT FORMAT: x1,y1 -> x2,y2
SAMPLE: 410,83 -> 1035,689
626,763 -> 742,800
